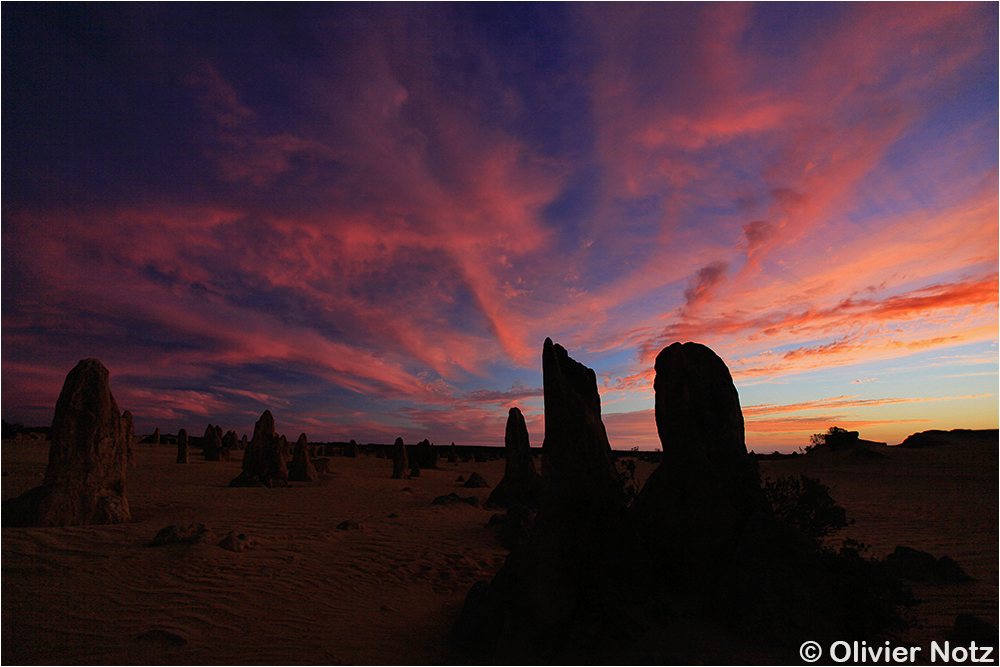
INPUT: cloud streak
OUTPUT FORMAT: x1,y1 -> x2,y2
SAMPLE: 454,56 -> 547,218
3,4 -> 996,447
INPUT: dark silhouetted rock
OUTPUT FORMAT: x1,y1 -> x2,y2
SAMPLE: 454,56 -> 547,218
337,520 -> 361,530
433,492 -> 481,508
122,410 -> 135,468
3,359 -> 131,527
885,546 -> 974,582
313,458 -> 331,474
485,504 -> 535,550
152,427 -> 160,445
391,437 -> 410,479
176,428 -> 189,464
229,411 -> 289,488
409,463 -> 421,477
239,434 -> 248,450
203,424 -> 229,461
288,433 -> 318,482
451,581 -> 493,653
448,442 -> 458,463
630,342 -> 766,576
346,439 -> 359,458
463,472 -> 490,488
222,430 -> 237,454
729,511 -> 837,641
453,340 -> 654,661
456,475 -> 465,483
415,438 -> 438,469
899,428 -> 998,448
487,407 -> 542,508
149,523 -> 215,546
218,531 -> 256,552
950,614 -> 998,646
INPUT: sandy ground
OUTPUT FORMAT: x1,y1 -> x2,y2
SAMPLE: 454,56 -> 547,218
759,442 -> 999,648
2,438 -> 997,664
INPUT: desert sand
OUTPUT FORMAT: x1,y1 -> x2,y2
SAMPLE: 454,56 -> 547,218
2,434 -> 997,664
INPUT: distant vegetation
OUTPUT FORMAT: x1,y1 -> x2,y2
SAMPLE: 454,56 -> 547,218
763,473 -> 850,541
763,470 -> 917,637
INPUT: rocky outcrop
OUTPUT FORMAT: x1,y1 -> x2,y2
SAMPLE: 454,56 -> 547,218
452,340 -> 653,661
452,339 -> 899,661
288,433 -> 317,482
222,430 -> 238,454
152,427 -> 161,445
229,411 -> 289,488
176,428 -> 189,464
885,546 -> 973,582
4,359 -> 131,527
149,523 -> 216,546
203,424 -> 229,461
346,439 -> 359,458
391,437 -> 410,479
463,472 -> 490,488
219,531 -> 256,552
448,442 -> 458,463
122,410 -> 135,468
630,342 -> 766,575
414,438 -> 438,469
486,407 -> 541,508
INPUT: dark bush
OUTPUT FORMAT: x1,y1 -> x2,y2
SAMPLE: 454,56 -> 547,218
763,474 -> 850,541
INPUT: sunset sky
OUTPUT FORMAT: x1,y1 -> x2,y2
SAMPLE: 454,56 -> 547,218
3,3 -> 997,452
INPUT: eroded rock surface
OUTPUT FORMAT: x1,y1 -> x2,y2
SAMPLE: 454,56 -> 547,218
486,407 -> 541,508
4,359 -> 131,527
229,411 -> 289,488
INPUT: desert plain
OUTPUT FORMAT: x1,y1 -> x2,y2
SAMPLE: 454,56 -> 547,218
2,429 -> 997,665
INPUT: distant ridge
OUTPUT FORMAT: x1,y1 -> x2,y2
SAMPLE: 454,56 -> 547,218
897,428 -> 998,448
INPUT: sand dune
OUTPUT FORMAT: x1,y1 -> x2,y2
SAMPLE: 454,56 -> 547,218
3,435 -> 997,664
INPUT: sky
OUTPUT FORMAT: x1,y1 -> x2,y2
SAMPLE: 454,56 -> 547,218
3,3 -> 997,452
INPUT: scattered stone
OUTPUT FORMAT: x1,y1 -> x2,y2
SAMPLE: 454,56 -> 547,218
3,358 -> 131,527
432,492 -> 481,507
388,513 -> 399,518
313,458 -> 331,474
229,411 -> 290,488
885,546 -> 974,582
391,437 -> 410,479
288,433 -> 318,482
487,407 -> 541,508
336,520 -> 361,530
456,475 -> 465,483
218,531 -> 256,552
176,428 -> 189,464
463,472 -> 490,488
409,463 -> 421,478
149,523 -> 216,546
